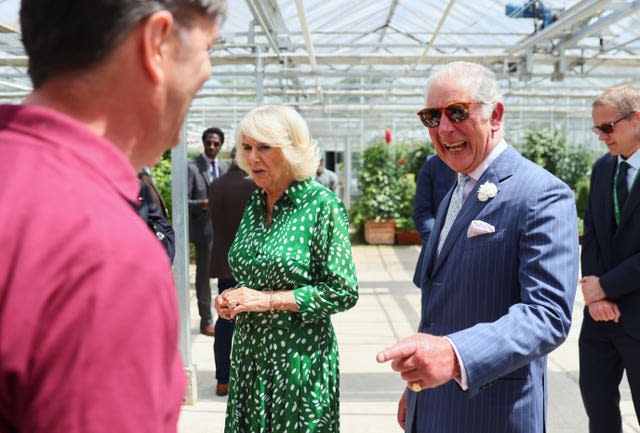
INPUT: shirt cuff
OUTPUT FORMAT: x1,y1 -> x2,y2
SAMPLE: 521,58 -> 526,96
444,336 -> 469,391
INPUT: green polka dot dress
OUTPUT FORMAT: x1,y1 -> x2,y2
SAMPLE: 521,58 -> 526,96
225,178 -> 359,433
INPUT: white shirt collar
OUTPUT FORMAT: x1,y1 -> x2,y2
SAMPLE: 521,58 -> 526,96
619,149 -> 640,169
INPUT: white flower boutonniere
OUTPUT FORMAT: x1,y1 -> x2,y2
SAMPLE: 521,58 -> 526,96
477,182 -> 498,202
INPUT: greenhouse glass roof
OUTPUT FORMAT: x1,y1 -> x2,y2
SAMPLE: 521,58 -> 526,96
0,0 -> 639,150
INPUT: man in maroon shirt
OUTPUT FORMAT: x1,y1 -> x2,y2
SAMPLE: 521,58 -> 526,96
0,1 -> 226,433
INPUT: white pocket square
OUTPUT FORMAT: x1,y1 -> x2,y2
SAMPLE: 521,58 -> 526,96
467,220 -> 495,238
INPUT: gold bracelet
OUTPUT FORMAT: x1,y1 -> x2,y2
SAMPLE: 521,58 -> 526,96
269,292 -> 275,321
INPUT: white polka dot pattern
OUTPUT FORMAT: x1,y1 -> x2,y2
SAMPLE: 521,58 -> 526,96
224,179 -> 359,433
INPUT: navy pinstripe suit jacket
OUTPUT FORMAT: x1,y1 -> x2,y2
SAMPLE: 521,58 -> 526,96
409,145 -> 579,433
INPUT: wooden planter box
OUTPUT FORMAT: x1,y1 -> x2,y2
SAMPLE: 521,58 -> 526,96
395,229 -> 422,245
364,220 -> 396,245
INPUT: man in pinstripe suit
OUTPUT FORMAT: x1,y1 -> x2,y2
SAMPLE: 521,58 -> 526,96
377,62 -> 579,433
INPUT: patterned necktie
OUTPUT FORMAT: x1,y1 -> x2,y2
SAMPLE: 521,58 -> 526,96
437,174 -> 469,255
617,161 -> 630,211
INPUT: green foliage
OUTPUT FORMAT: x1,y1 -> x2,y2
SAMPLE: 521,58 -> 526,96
351,140 -> 432,232
395,172 -> 417,231
518,128 -> 594,190
519,128 -> 567,175
575,177 -> 590,220
151,153 -> 173,217
557,148 -> 595,191
350,142 -> 400,229
403,141 -> 435,178
394,141 -> 433,230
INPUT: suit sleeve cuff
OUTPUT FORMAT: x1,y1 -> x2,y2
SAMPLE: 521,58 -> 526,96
444,336 -> 469,391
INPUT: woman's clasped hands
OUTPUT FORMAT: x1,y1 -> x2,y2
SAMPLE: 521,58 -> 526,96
215,286 -> 271,320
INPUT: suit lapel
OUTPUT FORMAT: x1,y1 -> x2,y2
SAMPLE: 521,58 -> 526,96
593,155 -> 616,243
428,146 -> 517,276
424,187 -> 454,276
198,154 -> 212,187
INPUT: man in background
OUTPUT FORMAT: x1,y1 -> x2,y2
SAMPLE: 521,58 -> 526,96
579,84 -> 640,433
315,157 -> 340,196
209,147 -> 257,396
137,176 -> 175,262
139,165 -> 170,218
0,1 -> 226,433
188,127 -> 229,336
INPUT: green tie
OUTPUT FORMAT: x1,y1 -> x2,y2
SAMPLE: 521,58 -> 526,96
617,161 -> 630,211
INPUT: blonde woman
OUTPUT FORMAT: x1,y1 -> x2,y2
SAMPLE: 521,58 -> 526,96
215,105 -> 358,432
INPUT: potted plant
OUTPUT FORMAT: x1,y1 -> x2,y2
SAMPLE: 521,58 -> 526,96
350,142 -> 399,244
395,170 -> 421,245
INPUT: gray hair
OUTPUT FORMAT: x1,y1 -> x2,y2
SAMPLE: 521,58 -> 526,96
593,84 -> 640,114
235,105 -> 320,181
425,61 -> 503,119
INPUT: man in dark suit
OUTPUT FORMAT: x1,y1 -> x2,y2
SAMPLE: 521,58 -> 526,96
137,167 -> 174,261
377,61 -> 578,433
412,154 -> 456,288
580,84 -> 640,433
139,166 -> 170,219
188,127 -> 229,336
136,178 -> 175,262
208,148 -> 257,396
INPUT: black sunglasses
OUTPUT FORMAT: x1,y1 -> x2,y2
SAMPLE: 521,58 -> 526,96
592,112 -> 636,135
417,101 -> 486,128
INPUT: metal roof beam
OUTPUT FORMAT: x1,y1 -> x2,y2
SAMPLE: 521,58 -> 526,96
506,0 -> 613,56
378,0 -> 400,44
557,0 -> 640,51
244,0 -> 287,57
294,0 -> 324,106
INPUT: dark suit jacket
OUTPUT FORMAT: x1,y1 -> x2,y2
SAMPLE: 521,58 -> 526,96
408,145 -> 578,433
136,180 -> 175,262
187,154 -> 229,243
208,164 -> 257,278
581,153 -> 640,339
412,155 -> 456,287
139,169 -> 168,219
413,155 -> 457,243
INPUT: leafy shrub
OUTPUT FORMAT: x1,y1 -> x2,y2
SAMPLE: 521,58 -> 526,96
575,178 -> 590,220
151,152 -> 173,218
350,142 -> 400,229
395,172 -> 417,230
518,128 -> 594,190
403,141 -> 435,179
519,128 -> 567,175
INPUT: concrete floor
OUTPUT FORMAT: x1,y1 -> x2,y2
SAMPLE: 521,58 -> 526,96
178,244 -> 639,433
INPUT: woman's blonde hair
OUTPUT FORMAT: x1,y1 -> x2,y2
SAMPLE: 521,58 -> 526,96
235,105 -> 320,180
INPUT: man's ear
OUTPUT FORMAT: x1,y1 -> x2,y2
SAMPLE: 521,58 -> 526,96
490,102 -> 505,131
140,11 -> 174,84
